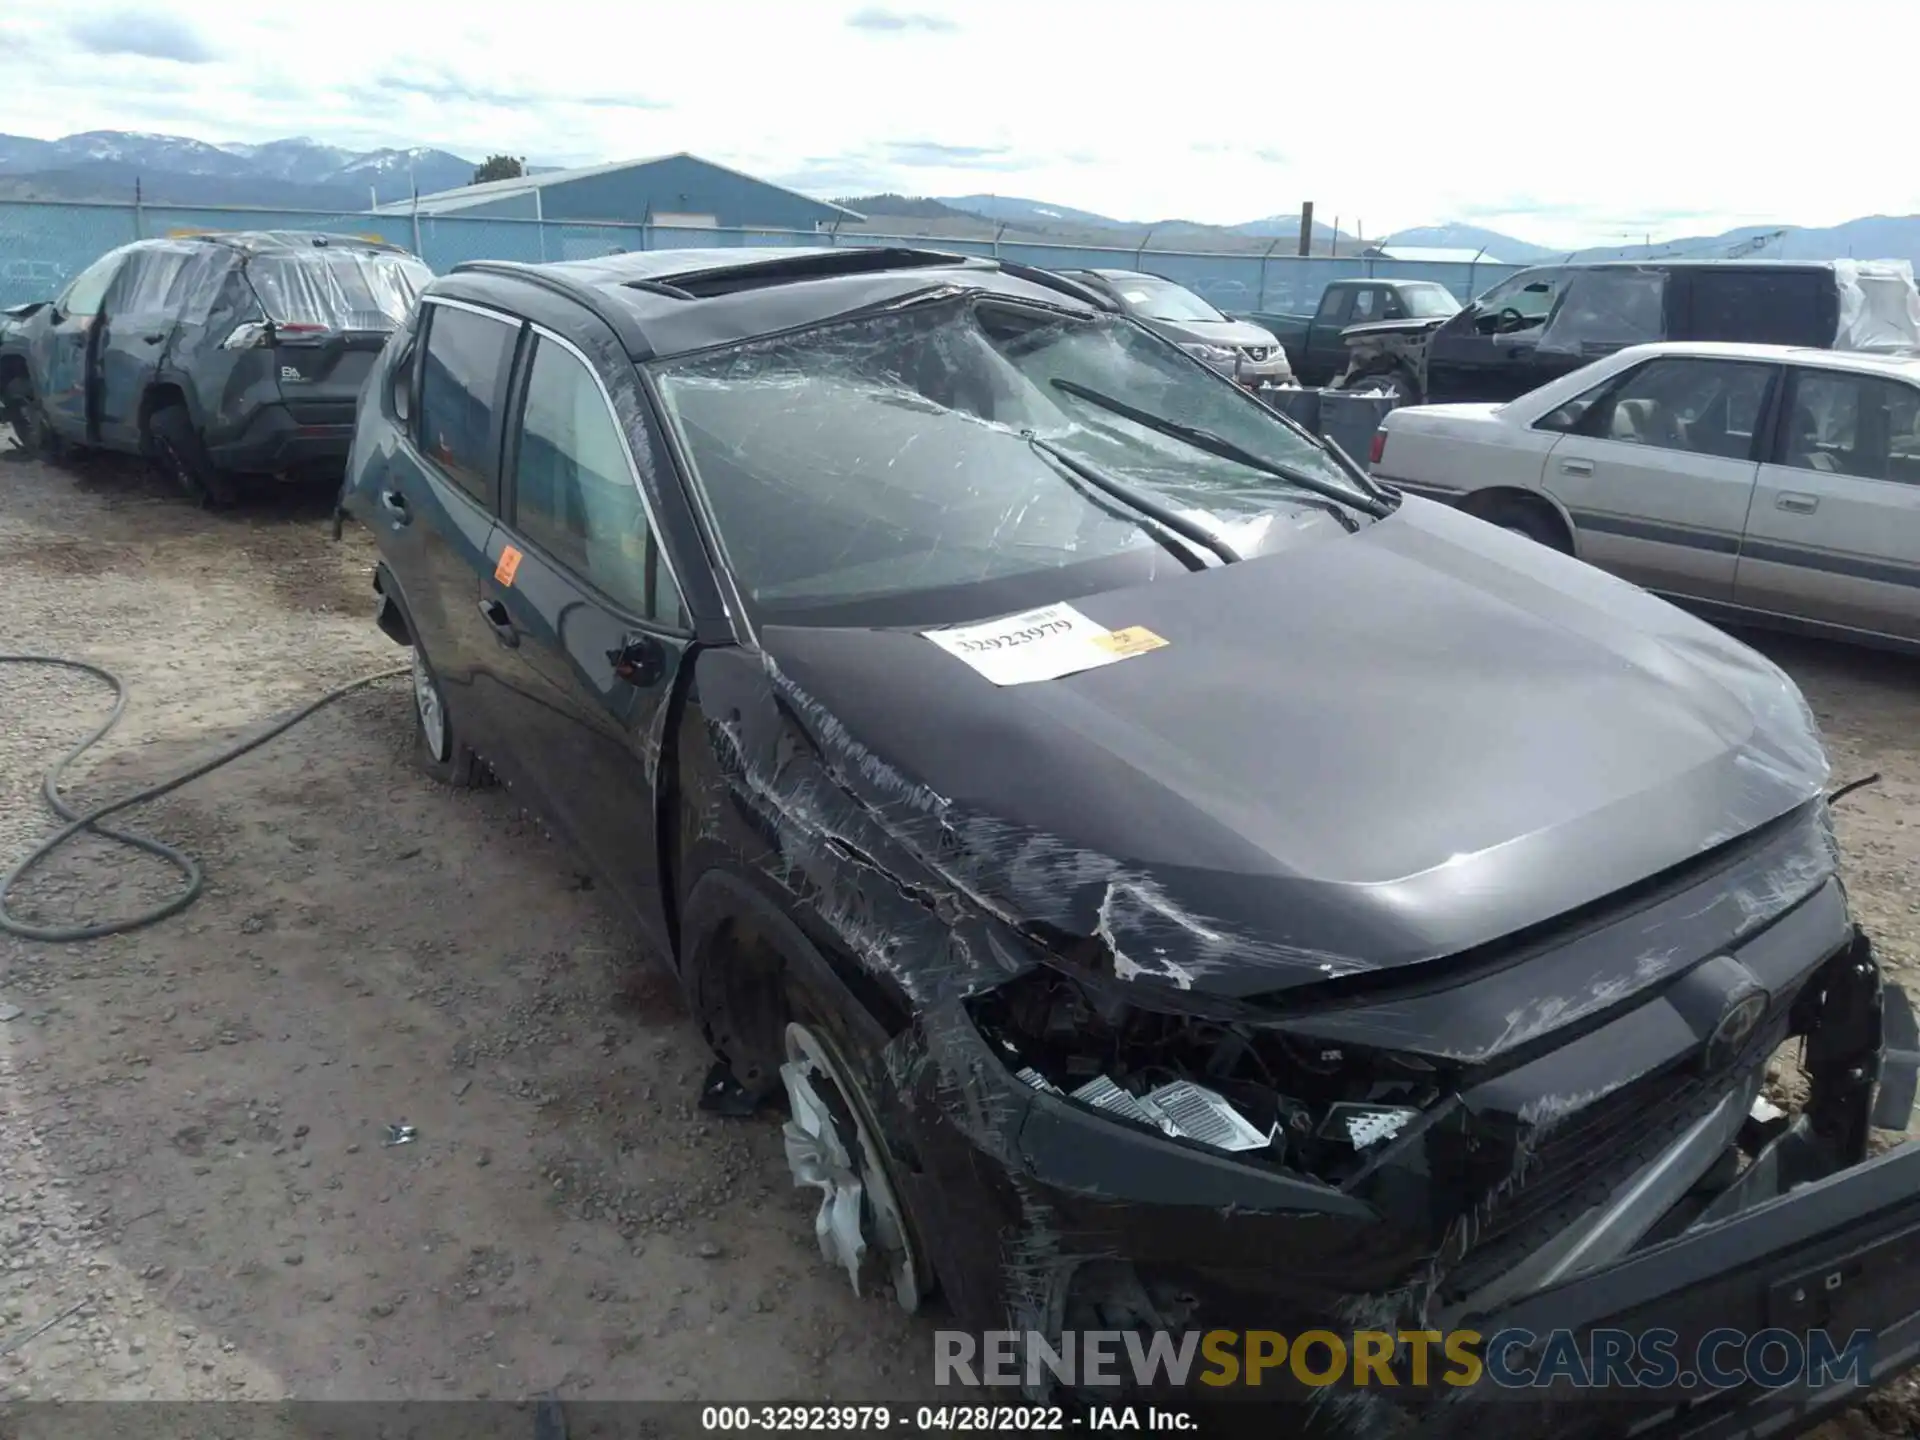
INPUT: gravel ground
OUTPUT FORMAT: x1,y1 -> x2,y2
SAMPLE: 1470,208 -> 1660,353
1,441 -> 1918,1435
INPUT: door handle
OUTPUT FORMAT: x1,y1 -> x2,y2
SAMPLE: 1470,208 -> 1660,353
1776,492 -> 1819,514
1560,458 -> 1595,476
378,489 -> 410,526
477,597 -> 519,648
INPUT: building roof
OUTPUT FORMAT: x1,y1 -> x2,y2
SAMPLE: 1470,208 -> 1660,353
371,151 -> 865,222
1365,245 -> 1505,265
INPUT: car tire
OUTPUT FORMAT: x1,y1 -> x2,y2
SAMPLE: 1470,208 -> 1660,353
1483,498 -> 1573,553
776,984 -> 933,1313
410,646 -> 487,788
3,375 -> 55,456
148,404 -> 239,508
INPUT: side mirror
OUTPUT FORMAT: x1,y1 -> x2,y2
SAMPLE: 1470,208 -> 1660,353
609,633 -> 666,686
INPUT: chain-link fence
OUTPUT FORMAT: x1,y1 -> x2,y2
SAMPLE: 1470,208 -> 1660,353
0,198 -> 1527,314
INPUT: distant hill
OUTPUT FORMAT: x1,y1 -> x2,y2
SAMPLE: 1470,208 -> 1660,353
0,130 -> 477,208
835,193 -> 983,222
939,193 -> 1132,230
1375,223 -> 1559,264
9,130 -> 1920,270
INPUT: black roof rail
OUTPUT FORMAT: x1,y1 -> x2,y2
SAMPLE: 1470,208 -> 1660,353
993,261 -> 1121,312
450,260 -> 647,353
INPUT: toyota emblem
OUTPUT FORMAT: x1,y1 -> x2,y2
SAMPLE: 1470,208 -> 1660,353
1705,988 -> 1770,1071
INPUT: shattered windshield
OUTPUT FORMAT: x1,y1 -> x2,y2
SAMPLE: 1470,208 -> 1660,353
1400,283 -> 1463,319
1112,276 -> 1226,323
246,249 -> 431,331
651,294 -> 1363,622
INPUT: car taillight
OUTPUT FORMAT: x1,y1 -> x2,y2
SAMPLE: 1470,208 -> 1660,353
221,321 -> 331,349
221,322 -> 272,350
1368,430 -> 1387,466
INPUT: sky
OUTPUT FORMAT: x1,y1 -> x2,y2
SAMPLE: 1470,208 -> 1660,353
0,0 -> 1915,250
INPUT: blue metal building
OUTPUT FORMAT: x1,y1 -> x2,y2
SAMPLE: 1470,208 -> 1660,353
372,152 -> 862,232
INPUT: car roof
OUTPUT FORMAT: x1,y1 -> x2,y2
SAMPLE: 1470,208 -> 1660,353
125,230 -> 414,258
435,245 -> 1116,360
1594,340 -> 1920,377
1516,259 -> 1838,274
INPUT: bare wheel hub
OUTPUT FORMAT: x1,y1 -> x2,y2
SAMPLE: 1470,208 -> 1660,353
779,1022 -> 922,1311
412,650 -> 449,762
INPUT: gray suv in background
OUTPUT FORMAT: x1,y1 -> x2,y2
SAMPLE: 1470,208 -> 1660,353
1,230 -> 430,505
1055,268 -> 1294,389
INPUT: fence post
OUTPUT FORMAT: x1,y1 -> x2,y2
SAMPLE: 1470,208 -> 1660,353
133,178 -> 145,240
1258,237 -> 1282,309
1134,225 -> 1158,269
992,221 -> 1006,259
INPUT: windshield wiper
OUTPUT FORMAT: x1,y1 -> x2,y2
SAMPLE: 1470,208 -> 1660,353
1050,377 -> 1392,521
1022,433 -> 1232,569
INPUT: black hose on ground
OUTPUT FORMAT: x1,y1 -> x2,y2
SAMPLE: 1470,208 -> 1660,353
0,655 -> 409,943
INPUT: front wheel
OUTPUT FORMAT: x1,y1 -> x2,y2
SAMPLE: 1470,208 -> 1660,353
779,1018 -> 928,1312
1482,497 -> 1573,553
2,375 -> 54,455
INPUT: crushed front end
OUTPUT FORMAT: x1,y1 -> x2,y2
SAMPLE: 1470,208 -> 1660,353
889,799 -> 1920,1437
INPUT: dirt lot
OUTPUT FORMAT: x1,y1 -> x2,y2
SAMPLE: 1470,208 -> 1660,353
1,443 -> 1918,1436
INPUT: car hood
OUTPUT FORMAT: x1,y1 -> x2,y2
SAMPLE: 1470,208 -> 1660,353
1343,317 -> 1447,340
757,497 -> 1829,1001
1152,317 -> 1282,349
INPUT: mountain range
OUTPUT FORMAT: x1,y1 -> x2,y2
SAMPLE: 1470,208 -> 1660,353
0,131 -> 480,209
4,131 -> 1920,270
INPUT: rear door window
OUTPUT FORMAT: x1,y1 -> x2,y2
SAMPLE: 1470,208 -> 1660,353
1777,368 -> 1920,483
109,248 -> 195,323
416,301 -> 520,508
1685,270 -> 1827,346
162,249 -> 235,324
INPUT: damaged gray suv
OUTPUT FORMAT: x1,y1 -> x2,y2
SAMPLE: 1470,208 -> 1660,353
338,245 -> 1920,1436
2,230 -> 429,504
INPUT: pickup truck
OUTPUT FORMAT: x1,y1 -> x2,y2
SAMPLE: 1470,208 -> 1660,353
1236,278 -> 1462,387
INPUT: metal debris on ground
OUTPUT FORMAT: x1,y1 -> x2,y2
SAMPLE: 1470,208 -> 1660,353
382,1123 -> 417,1147
0,1003 -> 23,1022
697,1059 -> 761,1117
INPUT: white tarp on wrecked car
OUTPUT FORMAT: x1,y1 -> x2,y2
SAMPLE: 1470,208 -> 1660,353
1833,259 -> 1920,352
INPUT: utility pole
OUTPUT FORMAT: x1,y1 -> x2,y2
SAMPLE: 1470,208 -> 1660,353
1297,201 -> 1314,258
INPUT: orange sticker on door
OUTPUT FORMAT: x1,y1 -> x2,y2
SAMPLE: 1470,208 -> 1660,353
494,546 -> 523,587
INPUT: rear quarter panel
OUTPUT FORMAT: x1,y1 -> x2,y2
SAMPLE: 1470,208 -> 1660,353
1376,409 -> 1559,495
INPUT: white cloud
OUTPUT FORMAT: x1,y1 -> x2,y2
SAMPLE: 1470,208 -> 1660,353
1,0 -> 1916,248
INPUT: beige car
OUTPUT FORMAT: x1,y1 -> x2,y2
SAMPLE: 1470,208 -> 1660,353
1369,340 -> 1920,650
